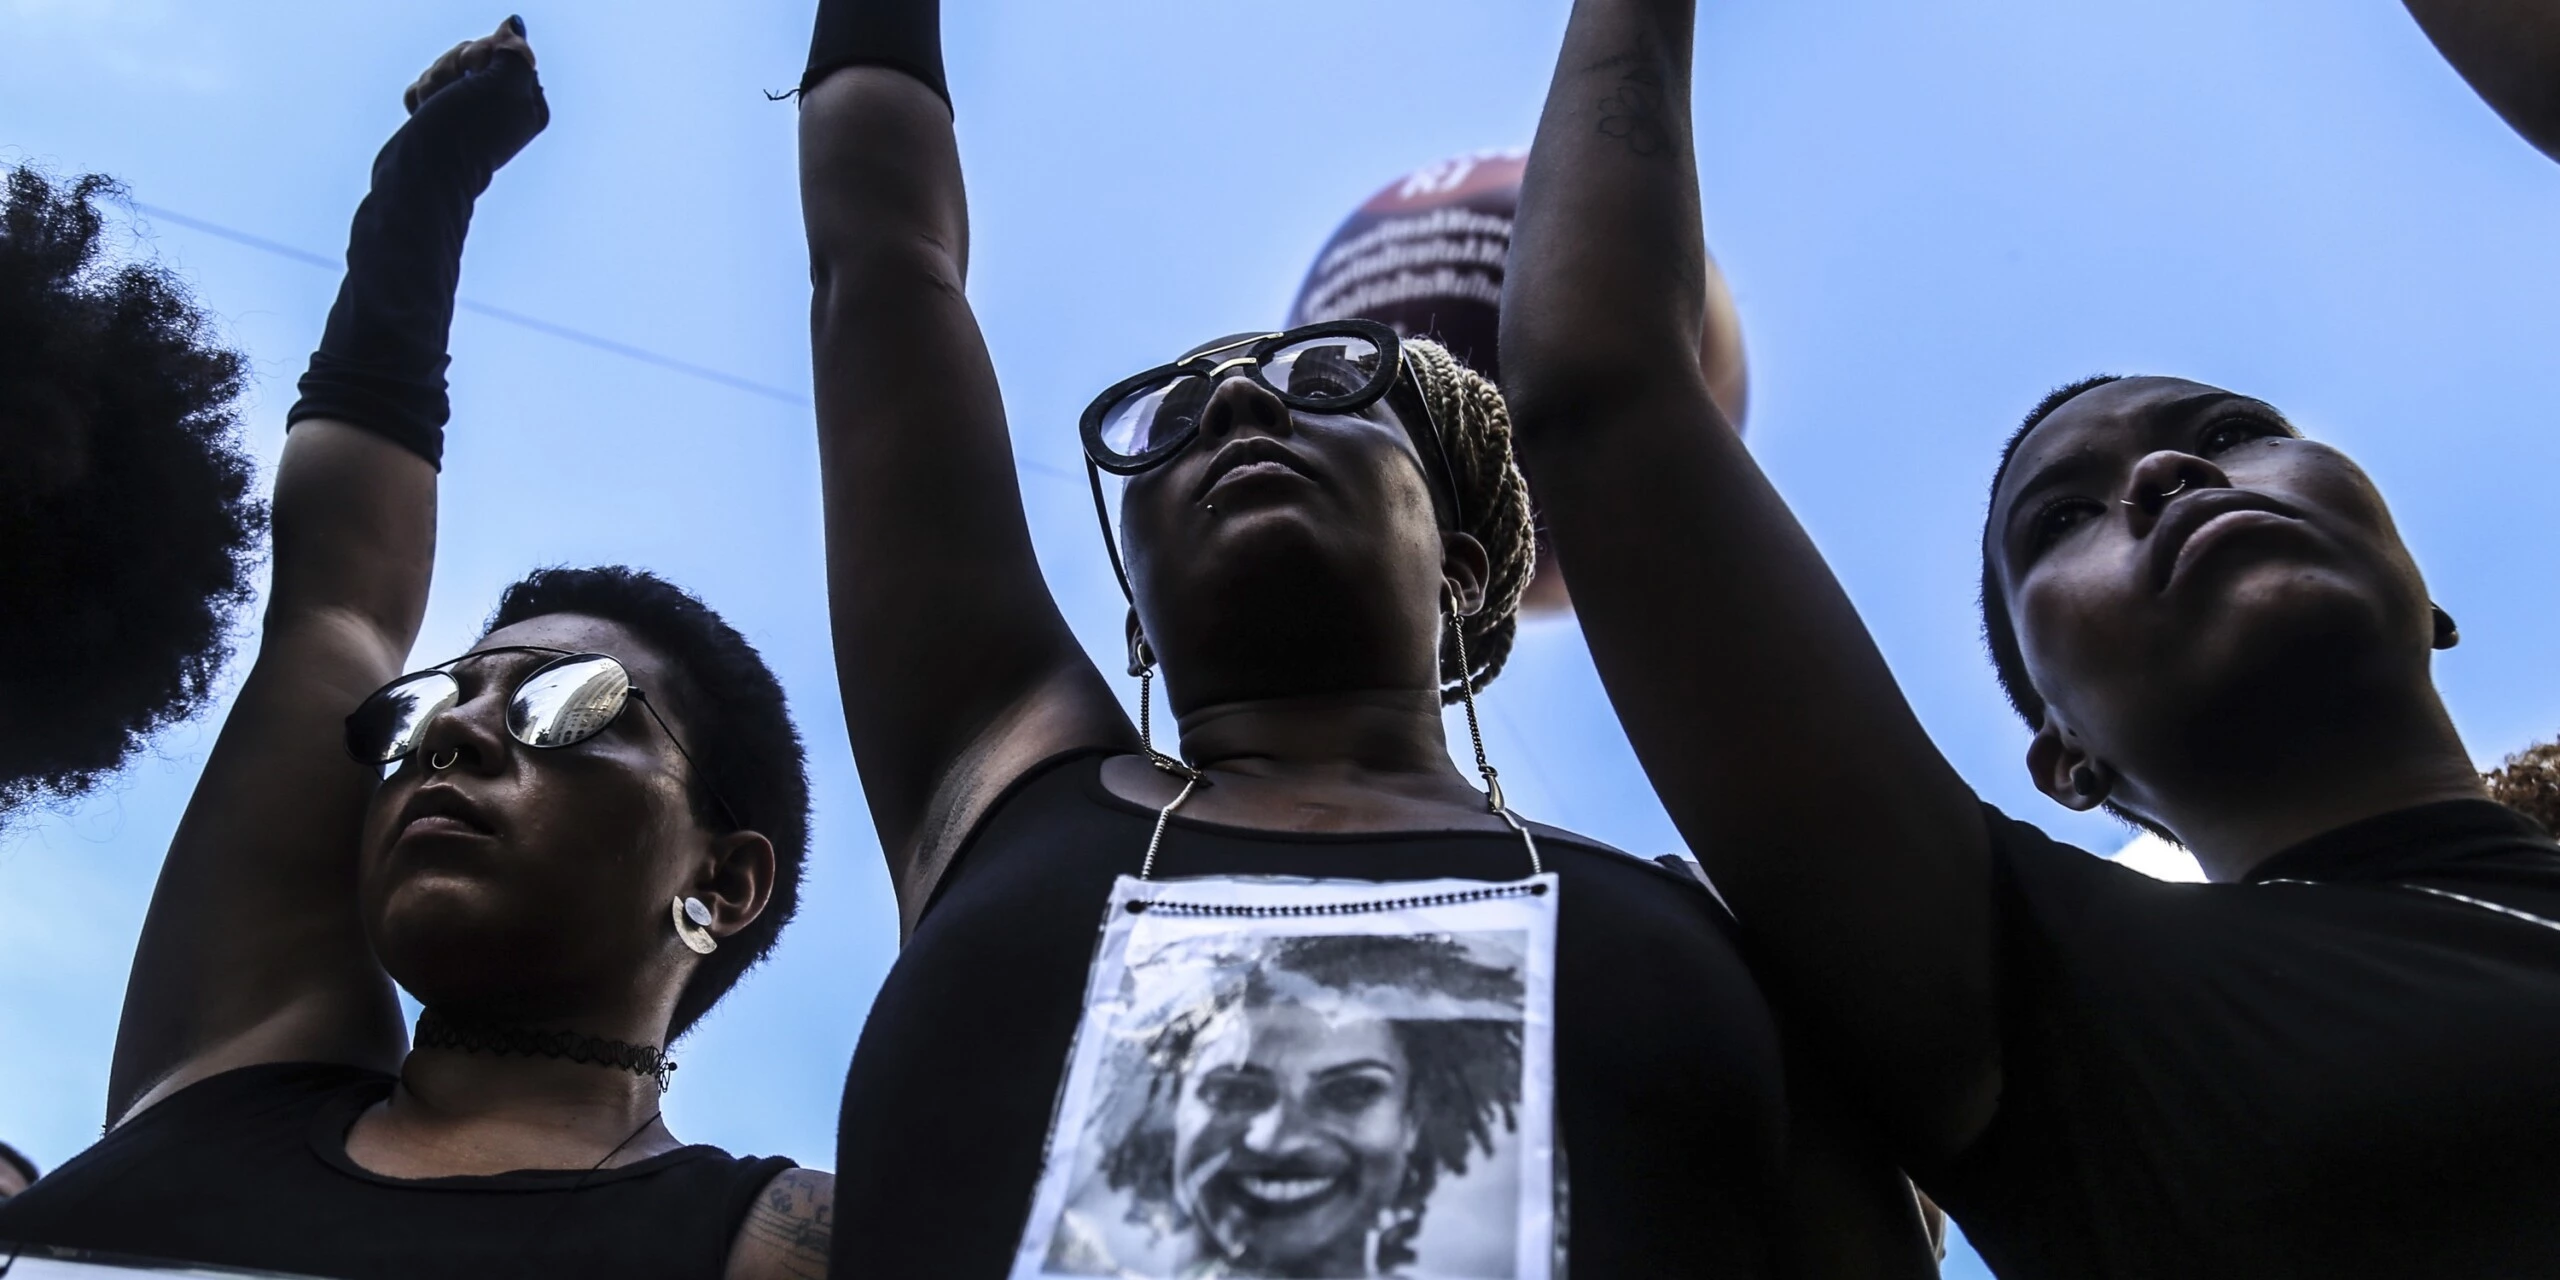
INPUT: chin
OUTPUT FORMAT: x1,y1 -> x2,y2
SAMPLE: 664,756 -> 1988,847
369,880 -> 556,1013
2167,567 -> 2419,712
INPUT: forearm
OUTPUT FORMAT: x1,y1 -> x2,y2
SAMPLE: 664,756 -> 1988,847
274,46 -> 545,638
1503,0 -> 1711,408
1502,0 -> 1999,1155
2404,0 -> 2560,162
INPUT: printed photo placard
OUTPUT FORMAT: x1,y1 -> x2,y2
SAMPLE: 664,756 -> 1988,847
1011,873 -> 1560,1280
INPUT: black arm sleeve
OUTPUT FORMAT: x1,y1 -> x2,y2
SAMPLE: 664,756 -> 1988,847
802,0 -> 948,108
286,49 -> 549,469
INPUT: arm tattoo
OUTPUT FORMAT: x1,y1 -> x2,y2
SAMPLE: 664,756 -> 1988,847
737,1170 -> 834,1280
1584,35 -> 1672,157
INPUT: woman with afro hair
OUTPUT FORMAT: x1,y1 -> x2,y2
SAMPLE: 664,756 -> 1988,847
0,166 -> 263,814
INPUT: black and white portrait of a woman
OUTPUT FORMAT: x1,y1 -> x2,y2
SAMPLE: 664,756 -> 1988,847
1025,927 -> 1542,1280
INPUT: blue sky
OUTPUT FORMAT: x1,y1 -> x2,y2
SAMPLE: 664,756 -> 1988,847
7,2 -> 2559,1275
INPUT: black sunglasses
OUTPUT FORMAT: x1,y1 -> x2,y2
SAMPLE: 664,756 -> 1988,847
344,646 -> 739,828
1077,319 -> 1463,601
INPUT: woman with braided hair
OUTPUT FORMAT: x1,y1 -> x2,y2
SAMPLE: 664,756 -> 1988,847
797,1 -> 1931,1275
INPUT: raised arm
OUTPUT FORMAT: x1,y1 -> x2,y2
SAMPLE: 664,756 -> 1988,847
1499,0 -> 1998,1161
107,21 -> 547,1123
797,0 -> 1130,931
2402,0 -> 2560,162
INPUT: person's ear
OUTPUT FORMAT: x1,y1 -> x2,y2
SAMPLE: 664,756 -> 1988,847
1439,532 -> 1490,618
690,829 -> 777,942
2026,710 -> 2113,813
1124,608 -> 1152,676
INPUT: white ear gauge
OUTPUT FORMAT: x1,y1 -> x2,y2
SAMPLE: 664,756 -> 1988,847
671,896 -> 718,955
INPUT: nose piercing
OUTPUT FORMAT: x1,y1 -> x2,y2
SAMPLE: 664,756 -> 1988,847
2121,477 -> 2188,508
428,748 -> 460,771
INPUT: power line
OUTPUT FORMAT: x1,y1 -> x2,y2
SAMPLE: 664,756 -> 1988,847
123,199 -> 1081,484
129,201 -> 810,406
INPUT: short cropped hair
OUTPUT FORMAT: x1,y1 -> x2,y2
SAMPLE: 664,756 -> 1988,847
0,168 -> 264,812
485,566 -> 809,1037
1978,374 -> 2123,729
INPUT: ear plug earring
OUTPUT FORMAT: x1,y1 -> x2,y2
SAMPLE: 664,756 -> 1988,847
2431,604 -> 2460,650
671,896 -> 718,955
2071,765 -> 2103,799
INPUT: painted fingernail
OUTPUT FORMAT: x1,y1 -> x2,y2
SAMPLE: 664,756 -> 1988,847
507,14 -> 526,36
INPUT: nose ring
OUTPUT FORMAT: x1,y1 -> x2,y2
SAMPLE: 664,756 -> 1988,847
2122,477 -> 2189,508
428,748 -> 460,771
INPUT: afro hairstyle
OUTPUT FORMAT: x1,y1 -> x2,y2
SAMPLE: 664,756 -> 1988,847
0,168 -> 263,813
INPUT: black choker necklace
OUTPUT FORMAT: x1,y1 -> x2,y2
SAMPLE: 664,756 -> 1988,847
413,1009 -> 676,1090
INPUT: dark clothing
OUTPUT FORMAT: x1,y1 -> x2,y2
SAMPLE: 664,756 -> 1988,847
802,0 -> 949,106
833,750 -> 1798,1279
1930,800 -> 2560,1279
0,1061 -> 791,1279
288,49 -> 547,468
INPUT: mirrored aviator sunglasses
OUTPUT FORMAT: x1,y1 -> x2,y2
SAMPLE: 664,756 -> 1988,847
344,649 -> 640,767
1077,319 -> 1405,475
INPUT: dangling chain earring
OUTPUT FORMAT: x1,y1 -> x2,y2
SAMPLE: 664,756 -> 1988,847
1446,585 -> 1542,875
1130,636 -> 1197,780
1131,635 -> 1203,881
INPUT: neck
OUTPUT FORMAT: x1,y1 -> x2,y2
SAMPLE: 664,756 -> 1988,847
390,1011 -> 670,1147
1174,686 -> 1472,791
2133,681 -> 2486,881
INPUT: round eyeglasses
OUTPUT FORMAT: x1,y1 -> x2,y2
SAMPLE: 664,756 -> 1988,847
1075,320 -> 1463,601
344,647 -> 738,827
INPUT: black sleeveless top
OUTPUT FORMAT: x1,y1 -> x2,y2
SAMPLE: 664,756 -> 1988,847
0,1061 -> 793,1278
832,751 -> 1800,1279
1928,800 -> 2560,1279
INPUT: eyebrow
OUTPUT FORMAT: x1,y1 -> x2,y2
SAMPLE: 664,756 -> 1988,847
1313,1060 -> 1399,1079
2001,390 -> 2273,522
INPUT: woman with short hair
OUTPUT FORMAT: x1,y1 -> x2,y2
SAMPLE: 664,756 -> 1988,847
0,21 -> 830,1278
1499,0 -> 2560,1275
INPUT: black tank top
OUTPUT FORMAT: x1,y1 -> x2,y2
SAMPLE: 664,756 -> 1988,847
832,750 -> 1795,1278
0,1061 -> 793,1278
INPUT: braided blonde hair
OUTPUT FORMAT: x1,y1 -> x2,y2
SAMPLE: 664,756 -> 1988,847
1391,337 -> 1536,702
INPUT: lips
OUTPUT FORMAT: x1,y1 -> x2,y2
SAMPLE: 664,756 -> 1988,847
2148,490 -> 2303,592
1230,1172 -> 1344,1210
1194,437 -> 1316,502
396,784 -> 498,840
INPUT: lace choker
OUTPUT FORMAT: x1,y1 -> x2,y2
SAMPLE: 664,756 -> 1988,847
413,1009 -> 676,1090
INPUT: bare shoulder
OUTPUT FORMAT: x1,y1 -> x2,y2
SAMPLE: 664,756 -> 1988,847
726,1166 -> 834,1280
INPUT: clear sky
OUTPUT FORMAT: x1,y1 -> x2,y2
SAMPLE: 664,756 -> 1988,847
6,2 -> 2558,1276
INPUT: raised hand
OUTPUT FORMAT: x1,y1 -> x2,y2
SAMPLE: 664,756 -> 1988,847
397,15 -> 549,178
104,18 -> 553,1122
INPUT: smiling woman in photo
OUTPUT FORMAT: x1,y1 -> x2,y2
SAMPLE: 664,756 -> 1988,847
1059,935 -> 1524,1277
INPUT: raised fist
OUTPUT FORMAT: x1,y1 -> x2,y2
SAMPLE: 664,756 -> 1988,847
393,15 -> 549,176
